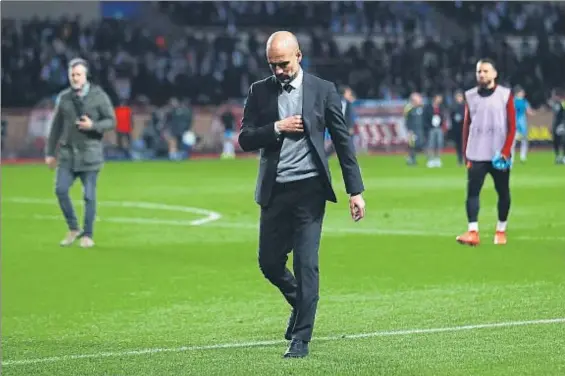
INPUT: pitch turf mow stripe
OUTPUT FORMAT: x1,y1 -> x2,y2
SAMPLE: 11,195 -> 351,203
3,318 -> 565,366
4,197 -> 565,241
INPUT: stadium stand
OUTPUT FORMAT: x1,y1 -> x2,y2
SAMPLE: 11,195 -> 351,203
1,2 -> 564,159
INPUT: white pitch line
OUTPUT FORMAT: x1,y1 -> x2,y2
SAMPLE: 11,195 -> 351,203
206,223 -> 565,241
4,197 -> 565,241
3,197 -> 222,226
3,317 -> 564,366
6,213 -> 565,242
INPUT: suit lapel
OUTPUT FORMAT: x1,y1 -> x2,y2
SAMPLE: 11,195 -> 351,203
302,73 -> 314,134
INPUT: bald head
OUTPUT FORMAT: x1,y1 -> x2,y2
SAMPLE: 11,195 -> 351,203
410,92 -> 423,106
265,31 -> 302,84
266,31 -> 300,54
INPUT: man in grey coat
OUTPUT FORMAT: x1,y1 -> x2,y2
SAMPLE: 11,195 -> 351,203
45,58 -> 116,248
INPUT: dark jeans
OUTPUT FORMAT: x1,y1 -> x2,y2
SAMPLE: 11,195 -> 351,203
116,132 -> 132,157
452,130 -> 463,165
55,168 -> 99,238
553,125 -> 565,156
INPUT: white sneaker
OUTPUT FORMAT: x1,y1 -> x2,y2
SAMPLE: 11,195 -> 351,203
80,236 -> 95,248
60,231 -> 81,247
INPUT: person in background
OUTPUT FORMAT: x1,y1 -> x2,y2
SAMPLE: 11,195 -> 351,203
1,118 -> 7,152
325,85 -> 356,156
115,99 -> 133,159
425,93 -> 446,168
513,85 -> 535,163
450,90 -> 466,166
456,58 -> 516,247
404,92 -> 425,166
164,98 -> 193,160
549,88 -> 565,164
341,85 -> 357,152
340,85 -> 356,135
220,102 -> 236,159
133,104 -> 167,160
45,58 -> 116,248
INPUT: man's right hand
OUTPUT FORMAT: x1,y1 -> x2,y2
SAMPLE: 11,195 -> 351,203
45,156 -> 57,169
275,115 -> 303,134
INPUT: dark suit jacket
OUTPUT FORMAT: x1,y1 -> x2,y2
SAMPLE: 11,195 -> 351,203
238,72 -> 365,207
342,99 -> 355,133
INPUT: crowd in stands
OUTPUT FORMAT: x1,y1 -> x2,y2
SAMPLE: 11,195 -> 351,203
2,1 -> 564,109
158,1 -> 434,36
436,1 -> 565,36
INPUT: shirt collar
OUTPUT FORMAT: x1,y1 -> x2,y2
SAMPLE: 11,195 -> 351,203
281,68 -> 303,90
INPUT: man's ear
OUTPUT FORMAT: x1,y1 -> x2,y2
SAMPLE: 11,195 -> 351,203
297,50 -> 302,63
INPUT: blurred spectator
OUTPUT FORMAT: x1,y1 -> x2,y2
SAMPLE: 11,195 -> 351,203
114,100 -> 133,158
163,98 -> 193,160
424,94 -> 447,168
1,118 -> 7,151
219,102 -> 236,159
1,2 -> 564,109
449,90 -> 466,166
135,104 -> 169,159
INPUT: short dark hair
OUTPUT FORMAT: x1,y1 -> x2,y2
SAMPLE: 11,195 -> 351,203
338,85 -> 350,96
477,58 -> 497,71
513,85 -> 524,93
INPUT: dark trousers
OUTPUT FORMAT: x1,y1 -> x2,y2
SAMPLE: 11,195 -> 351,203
116,132 -> 132,157
407,130 -> 424,164
553,126 -> 565,156
452,130 -> 463,165
258,176 -> 326,342
466,161 -> 510,223
55,167 -> 99,237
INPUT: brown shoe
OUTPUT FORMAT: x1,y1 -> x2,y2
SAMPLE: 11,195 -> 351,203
60,230 -> 81,247
80,236 -> 95,248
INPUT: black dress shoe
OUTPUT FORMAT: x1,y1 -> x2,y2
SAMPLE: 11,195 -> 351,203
283,339 -> 309,358
284,309 -> 297,340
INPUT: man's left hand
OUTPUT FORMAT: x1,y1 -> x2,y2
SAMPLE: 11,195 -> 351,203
492,152 -> 511,170
349,194 -> 366,222
77,115 -> 93,130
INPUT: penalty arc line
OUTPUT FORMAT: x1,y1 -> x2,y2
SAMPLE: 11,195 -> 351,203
3,197 -> 222,226
2,318 -> 565,366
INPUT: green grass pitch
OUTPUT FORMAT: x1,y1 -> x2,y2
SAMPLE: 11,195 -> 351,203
2,152 -> 564,375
